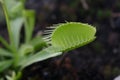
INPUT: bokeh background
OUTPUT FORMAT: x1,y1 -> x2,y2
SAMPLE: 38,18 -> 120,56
0,0 -> 120,80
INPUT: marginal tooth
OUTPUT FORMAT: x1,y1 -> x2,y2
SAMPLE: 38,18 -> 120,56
44,29 -> 53,32
46,26 -> 56,29
43,32 -> 52,35
43,35 -> 51,40
47,41 -> 51,44
44,30 -> 52,32
44,31 -> 52,33
44,39 -> 51,42
43,35 -> 51,37
44,30 -> 53,32
43,36 -> 51,40
46,23 -> 62,29
43,31 -> 53,34
53,23 -> 62,26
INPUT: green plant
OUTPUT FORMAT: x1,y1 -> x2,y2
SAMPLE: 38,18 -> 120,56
0,0 -> 96,80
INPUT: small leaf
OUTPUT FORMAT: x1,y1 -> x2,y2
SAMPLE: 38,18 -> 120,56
6,71 -> 22,80
0,60 -> 12,73
19,44 -> 34,56
4,0 -> 23,18
6,71 -> 15,80
0,36 -> 11,51
0,48 -> 13,57
30,36 -> 47,51
10,2 -> 23,18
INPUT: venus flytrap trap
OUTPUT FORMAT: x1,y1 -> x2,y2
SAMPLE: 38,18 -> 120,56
0,0 -> 96,80
19,22 -> 96,68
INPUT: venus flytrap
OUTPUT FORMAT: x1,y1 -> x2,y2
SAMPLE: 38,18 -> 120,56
0,0 -> 96,80
19,22 -> 96,68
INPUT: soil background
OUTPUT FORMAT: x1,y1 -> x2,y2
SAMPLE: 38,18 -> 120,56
0,0 -> 120,80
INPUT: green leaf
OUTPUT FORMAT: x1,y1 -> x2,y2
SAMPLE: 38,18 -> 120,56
10,17 -> 24,49
6,71 -> 22,80
30,36 -> 47,51
0,60 -> 12,73
10,2 -> 24,18
19,44 -> 34,56
0,48 -> 13,57
0,36 -> 11,51
2,0 -> 24,50
23,10 -> 35,43
19,47 -> 62,69
1,0 -> 14,50
48,22 -> 96,51
4,0 -> 24,18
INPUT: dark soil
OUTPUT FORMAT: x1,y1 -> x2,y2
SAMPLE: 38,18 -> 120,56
0,0 -> 120,80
